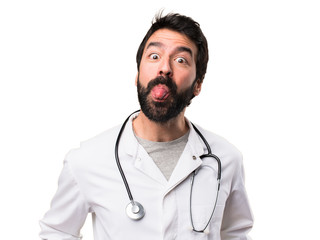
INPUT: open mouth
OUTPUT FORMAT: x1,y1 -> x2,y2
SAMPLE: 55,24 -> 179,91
151,85 -> 171,102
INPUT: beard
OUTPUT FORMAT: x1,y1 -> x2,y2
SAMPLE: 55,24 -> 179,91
137,75 -> 196,123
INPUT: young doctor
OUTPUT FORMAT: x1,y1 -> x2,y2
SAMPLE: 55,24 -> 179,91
39,12 -> 253,240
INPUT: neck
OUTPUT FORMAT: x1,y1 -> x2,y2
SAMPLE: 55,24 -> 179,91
133,110 -> 189,142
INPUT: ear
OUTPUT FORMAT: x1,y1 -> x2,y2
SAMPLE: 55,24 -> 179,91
193,79 -> 202,96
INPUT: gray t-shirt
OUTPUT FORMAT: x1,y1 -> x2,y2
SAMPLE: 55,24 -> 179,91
135,131 -> 190,180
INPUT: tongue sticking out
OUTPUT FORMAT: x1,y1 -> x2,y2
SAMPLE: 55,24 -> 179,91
151,85 -> 170,100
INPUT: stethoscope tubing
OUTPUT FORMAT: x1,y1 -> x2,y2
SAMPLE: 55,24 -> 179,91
115,110 -> 222,230
191,123 -> 221,181
190,165 -> 221,232
114,110 -> 140,201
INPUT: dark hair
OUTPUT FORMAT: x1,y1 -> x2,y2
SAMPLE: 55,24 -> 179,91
136,12 -> 209,83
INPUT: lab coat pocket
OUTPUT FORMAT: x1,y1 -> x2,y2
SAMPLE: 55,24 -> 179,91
190,164 -> 220,230
190,230 -> 209,240
192,204 -> 225,239
191,204 -> 224,230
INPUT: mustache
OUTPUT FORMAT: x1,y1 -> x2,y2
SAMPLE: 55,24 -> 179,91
145,76 -> 177,94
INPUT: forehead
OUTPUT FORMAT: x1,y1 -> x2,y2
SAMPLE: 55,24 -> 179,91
145,28 -> 198,56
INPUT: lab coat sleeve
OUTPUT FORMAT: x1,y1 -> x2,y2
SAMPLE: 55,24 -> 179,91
39,160 -> 91,240
220,159 -> 254,240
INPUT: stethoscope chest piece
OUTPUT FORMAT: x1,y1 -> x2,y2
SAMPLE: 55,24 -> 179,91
126,201 -> 145,220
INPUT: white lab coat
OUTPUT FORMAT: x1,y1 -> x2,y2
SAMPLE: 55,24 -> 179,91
39,114 -> 253,240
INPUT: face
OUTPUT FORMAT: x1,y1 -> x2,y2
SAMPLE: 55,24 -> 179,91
136,28 -> 202,123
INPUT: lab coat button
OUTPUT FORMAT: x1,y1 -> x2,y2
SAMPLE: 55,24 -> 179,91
192,156 -> 197,160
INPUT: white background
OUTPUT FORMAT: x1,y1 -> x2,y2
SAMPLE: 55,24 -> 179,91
1,0 -> 319,239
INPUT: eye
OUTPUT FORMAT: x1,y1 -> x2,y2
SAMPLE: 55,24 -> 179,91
149,53 -> 160,60
176,57 -> 187,64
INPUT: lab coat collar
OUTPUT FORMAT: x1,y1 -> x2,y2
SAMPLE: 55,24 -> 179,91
121,111 -> 140,158
121,112 -> 205,157
121,112 -> 206,188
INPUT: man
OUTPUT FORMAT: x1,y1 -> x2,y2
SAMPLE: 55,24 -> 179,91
40,12 -> 253,240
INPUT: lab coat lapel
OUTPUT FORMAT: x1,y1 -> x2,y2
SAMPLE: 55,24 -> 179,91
134,145 -> 168,185
121,113 -> 168,185
165,122 -> 205,194
120,114 -> 206,188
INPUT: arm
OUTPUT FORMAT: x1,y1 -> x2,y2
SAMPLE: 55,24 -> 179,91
39,161 -> 91,240
220,160 -> 254,240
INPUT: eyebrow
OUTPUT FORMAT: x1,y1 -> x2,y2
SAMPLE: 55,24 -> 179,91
146,41 -> 193,57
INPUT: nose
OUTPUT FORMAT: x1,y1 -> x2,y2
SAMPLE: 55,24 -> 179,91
158,58 -> 173,78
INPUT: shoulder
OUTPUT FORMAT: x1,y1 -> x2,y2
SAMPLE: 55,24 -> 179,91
193,124 -> 243,166
65,124 -> 121,166
192,124 -> 246,190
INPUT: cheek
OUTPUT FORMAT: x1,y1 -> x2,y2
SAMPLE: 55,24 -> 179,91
175,69 -> 197,89
139,62 -> 156,83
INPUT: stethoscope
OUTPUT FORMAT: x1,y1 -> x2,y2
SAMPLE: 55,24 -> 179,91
115,110 -> 222,232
